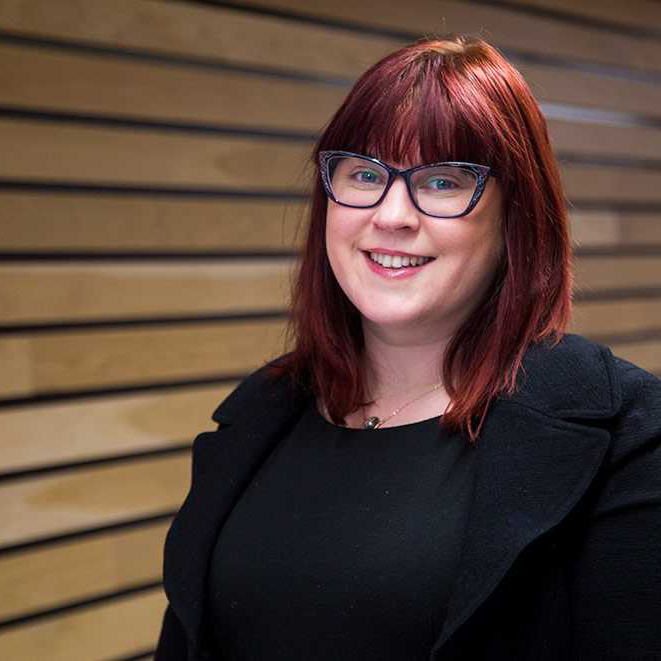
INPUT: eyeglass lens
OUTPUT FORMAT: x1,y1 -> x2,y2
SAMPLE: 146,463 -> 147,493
326,155 -> 479,217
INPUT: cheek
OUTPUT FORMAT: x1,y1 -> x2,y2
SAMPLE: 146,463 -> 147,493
325,205 -> 342,249
324,214 -> 355,298
324,214 -> 343,272
433,215 -> 503,290
325,207 -> 362,271
468,225 -> 505,293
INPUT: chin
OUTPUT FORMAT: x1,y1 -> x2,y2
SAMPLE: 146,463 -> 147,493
359,304 -> 429,329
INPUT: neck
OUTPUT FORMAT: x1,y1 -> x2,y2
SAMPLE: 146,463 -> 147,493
361,319 -> 450,400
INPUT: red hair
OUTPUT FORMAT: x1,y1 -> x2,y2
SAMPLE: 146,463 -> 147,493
273,35 -> 572,442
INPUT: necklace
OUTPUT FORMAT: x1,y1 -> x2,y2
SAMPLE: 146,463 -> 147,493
362,381 -> 444,430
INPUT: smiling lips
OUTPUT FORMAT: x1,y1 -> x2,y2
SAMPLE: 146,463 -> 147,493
367,251 -> 434,269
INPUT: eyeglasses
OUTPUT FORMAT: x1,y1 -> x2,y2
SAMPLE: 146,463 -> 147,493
318,150 -> 495,219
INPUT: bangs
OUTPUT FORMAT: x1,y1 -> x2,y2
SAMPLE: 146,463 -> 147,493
319,52 -> 504,169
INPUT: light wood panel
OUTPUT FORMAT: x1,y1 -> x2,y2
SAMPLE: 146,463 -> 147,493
238,0 -> 661,74
0,521 -> 168,621
516,59 -> 661,119
0,383 -> 234,473
4,40 -> 661,125
0,42 -> 345,132
0,119 -> 312,189
0,453 -> 189,547
3,119 -> 661,195
0,317 -> 287,399
0,259 -> 293,324
547,119 -> 661,162
571,212 -> 661,248
562,164 -> 661,203
0,193 -> 306,252
0,587 -> 165,661
509,0 -> 661,31
0,0 -> 395,79
610,339 -> 661,375
574,256 -> 661,292
572,299 -> 661,337
601,216 -> 661,245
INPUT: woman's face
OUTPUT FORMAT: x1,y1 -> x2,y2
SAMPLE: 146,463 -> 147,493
325,156 -> 504,339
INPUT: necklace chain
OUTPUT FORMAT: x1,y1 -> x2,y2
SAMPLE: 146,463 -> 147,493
363,381 -> 444,430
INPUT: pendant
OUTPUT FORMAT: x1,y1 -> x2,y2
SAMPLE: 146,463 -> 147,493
363,416 -> 381,430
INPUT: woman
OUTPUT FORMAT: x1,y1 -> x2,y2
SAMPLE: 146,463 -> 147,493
156,35 -> 661,660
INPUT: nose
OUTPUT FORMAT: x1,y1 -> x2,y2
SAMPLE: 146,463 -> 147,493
371,176 -> 421,232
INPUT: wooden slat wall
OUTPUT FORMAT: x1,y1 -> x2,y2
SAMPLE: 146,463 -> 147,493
1,0 -> 660,657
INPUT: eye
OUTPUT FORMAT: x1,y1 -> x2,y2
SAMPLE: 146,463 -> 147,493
352,169 -> 383,185
426,177 -> 458,190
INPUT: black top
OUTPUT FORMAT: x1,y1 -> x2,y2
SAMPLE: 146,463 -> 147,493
205,403 -> 477,660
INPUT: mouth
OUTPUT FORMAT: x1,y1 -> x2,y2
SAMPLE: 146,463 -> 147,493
364,250 -> 435,270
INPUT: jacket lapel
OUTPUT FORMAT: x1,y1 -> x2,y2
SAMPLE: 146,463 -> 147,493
431,336 -> 621,655
430,398 -> 612,656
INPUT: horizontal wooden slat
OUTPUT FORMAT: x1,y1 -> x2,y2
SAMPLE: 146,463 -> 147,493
0,587 -> 165,661
0,42 -> 345,132
0,259 -> 293,324
0,521 -> 168,621
0,119 -> 311,188
574,256 -> 661,292
239,0 -> 661,74
572,300 -> 661,336
0,317 -> 287,399
0,384 -> 233,473
562,164 -> 661,203
0,193 -> 305,252
548,120 -> 661,162
517,59 -> 661,119
2,0 -> 660,75
3,41 -> 661,127
0,0 -> 394,80
2,119 -> 660,197
508,0 -> 661,32
0,453 -> 188,547
610,338 -> 661,374
571,212 -> 661,248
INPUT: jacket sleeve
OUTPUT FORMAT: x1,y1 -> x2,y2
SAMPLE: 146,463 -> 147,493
570,357 -> 661,659
155,603 -> 189,660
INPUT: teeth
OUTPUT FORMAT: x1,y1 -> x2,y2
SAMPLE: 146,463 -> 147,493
368,252 -> 430,269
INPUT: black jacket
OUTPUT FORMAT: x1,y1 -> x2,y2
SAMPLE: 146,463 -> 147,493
155,333 -> 661,660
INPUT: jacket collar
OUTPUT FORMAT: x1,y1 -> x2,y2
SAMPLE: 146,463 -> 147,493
163,334 -> 620,658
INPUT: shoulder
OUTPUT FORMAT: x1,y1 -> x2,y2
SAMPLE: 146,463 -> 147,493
607,351 -> 661,463
209,353 -> 308,426
503,332 -> 661,424
498,333 -> 661,475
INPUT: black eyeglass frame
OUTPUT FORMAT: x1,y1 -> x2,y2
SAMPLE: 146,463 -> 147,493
318,150 -> 496,219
